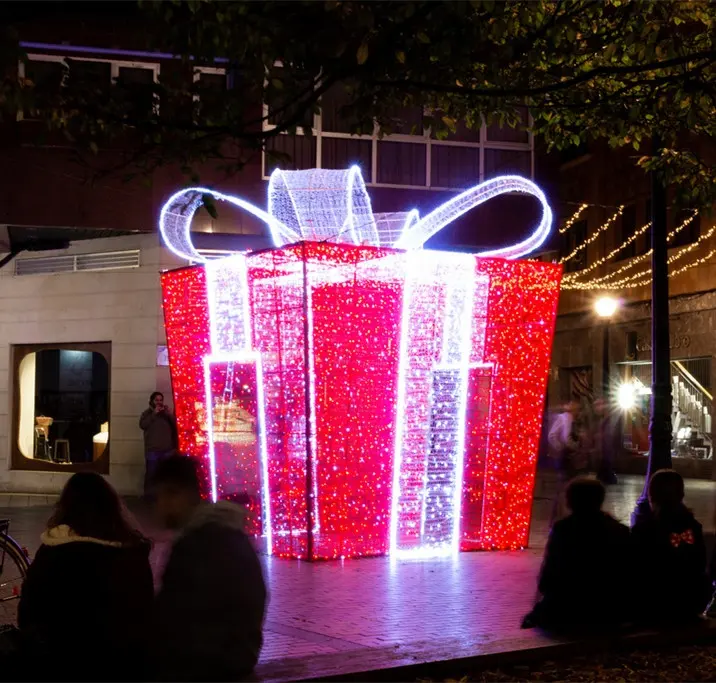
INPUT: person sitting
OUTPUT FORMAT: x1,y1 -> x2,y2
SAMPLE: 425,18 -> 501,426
523,476 -> 631,632
152,455 -> 267,682
631,469 -> 710,624
18,472 -> 154,681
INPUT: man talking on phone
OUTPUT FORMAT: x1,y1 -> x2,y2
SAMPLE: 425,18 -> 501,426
139,392 -> 178,499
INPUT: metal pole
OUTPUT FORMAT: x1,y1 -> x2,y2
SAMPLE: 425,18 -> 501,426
602,321 -> 610,399
632,138 -> 672,524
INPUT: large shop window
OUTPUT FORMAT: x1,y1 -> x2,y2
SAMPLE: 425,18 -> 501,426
12,343 -> 111,473
620,357 -> 712,461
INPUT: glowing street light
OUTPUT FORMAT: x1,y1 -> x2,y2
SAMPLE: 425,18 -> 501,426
594,295 -> 619,318
617,382 -> 637,411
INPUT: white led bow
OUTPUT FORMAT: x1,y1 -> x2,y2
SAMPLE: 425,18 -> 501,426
159,166 -> 552,262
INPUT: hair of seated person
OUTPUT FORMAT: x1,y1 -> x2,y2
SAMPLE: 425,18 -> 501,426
565,476 -> 605,515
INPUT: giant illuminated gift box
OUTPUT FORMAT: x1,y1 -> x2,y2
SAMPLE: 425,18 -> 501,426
159,167 -> 562,560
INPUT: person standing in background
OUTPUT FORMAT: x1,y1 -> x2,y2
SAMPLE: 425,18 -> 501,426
139,392 -> 178,498
592,398 -> 619,485
547,400 -> 584,522
548,401 -> 581,479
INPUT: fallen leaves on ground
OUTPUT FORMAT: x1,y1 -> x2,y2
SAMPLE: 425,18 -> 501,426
449,644 -> 716,682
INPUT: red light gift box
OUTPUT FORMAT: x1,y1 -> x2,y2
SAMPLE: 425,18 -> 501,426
160,168 -> 562,560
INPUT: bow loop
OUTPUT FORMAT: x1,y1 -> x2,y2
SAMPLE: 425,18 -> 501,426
159,169 -> 553,262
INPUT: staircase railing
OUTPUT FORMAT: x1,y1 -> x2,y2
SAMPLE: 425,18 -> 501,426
671,360 -> 712,459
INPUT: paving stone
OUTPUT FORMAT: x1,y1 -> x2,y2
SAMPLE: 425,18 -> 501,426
2,473 -> 714,681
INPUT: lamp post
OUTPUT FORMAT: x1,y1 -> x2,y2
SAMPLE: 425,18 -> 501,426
595,295 -> 619,399
632,149 -> 672,524
594,295 -> 619,486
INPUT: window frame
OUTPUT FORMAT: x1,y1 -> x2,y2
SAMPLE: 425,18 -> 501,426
18,53 -> 160,121
11,342 -> 112,474
193,66 -> 229,112
261,87 -> 533,191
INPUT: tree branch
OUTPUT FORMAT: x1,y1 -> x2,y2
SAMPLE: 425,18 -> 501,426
367,49 -> 716,99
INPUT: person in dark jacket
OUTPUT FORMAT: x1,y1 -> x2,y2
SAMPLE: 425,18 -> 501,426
631,469 -> 710,624
523,476 -> 631,632
18,472 -> 154,682
139,392 -> 178,498
152,455 -> 267,682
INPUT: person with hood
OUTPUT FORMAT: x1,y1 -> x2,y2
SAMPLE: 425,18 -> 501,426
17,472 -> 153,681
522,476 -> 631,632
152,455 -> 267,682
631,469 -> 711,624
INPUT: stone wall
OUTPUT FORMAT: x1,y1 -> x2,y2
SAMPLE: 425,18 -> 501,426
0,234 -> 183,495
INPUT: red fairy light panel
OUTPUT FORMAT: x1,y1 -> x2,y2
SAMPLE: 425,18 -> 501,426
161,243 -> 561,560
160,168 -> 561,560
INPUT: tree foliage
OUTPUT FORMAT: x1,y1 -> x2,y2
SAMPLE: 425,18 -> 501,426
2,0 -> 716,206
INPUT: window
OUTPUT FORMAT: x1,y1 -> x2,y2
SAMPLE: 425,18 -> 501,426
266,65 -> 315,129
116,65 -> 155,119
262,82 -> 533,190
12,343 -> 111,473
670,208 -> 700,249
560,219 -> 588,273
23,58 -> 64,95
19,54 -> 159,121
616,204 -> 637,261
194,67 -> 229,124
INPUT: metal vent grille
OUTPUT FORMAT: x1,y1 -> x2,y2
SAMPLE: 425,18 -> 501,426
15,250 -> 140,276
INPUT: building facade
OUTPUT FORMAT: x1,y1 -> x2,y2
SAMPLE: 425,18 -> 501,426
548,143 -> 716,479
0,18 -> 544,495
0,233 -> 183,495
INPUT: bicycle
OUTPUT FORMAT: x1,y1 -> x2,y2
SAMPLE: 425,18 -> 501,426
0,520 -> 30,626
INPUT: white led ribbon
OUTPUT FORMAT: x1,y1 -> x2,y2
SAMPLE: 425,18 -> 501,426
159,168 -> 553,262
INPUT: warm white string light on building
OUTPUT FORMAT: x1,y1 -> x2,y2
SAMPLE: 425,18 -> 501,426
563,211 -> 700,290
558,203 -> 588,234
558,205 -> 624,265
562,220 -> 651,282
597,222 -> 716,290
621,246 -> 716,289
668,247 -> 716,279
564,224 -> 715,290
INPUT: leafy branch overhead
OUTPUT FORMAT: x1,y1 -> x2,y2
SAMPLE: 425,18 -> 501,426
2,1 -> 716,206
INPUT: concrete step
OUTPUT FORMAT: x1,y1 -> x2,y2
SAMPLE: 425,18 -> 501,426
0,493 -> 58,508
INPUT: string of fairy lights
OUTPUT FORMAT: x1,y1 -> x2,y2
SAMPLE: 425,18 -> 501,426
561,219 -> 652,282
557,203 -> 713,290
564,212 -> 701,290
558,203 -> 588,234
558,205 -> 624,265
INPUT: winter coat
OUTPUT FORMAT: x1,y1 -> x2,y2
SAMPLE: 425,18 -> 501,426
18,525 -> 154,681
139,408 -> 178,454
631,505 -> 711,623
530,511 -> 632,631
154,501 -> 267,682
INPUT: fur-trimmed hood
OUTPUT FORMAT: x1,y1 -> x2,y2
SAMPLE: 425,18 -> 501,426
41,524 -> 141,548
184,501 -> 249,535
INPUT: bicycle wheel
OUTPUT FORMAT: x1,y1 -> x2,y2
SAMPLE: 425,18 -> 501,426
0,536 -> 29,627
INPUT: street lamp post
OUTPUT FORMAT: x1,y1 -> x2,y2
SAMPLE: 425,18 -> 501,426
594,296 -> 619,486
632,152 -> 672,524
595,296 -> 619,399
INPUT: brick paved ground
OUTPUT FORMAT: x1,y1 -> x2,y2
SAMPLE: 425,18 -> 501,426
2,473 -> 716,680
